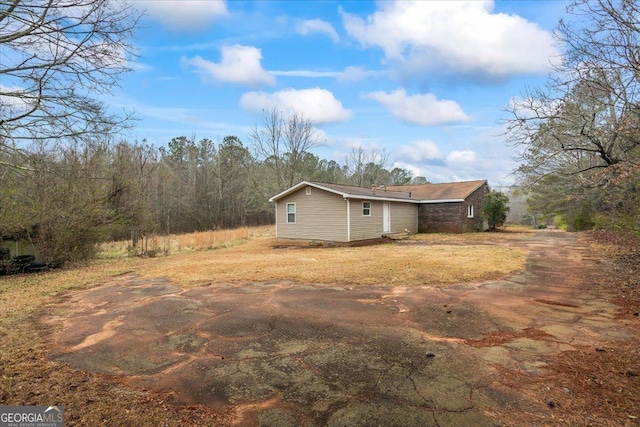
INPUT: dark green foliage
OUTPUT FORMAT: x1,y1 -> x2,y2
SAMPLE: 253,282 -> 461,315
566,203 -> 595,232
389,168 -> 413,185
482,191 -> 510,230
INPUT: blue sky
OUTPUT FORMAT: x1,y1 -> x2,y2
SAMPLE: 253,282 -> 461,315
114,0 -> 568,187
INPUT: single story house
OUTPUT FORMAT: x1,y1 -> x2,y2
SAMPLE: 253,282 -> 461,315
268,180 -> 488,243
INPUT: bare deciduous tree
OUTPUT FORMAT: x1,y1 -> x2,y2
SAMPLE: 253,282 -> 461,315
248,108 -> 324,190
504,0 -> 640,231
283,112 -> 324,187
506,0 -> 640,181
344,147 -> 390,187
249,108 -> 285,188
0,0 -> 140,148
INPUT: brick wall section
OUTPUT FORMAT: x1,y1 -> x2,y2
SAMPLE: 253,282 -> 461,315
418,183 -> 488,233
464,183 -> 489,231
418,203 -> 462,233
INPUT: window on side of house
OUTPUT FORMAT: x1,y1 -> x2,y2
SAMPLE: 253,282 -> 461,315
467,204 -> 474,218
362,201 -> 371,216
306,187 -> 311,195
287,203 -> 296,223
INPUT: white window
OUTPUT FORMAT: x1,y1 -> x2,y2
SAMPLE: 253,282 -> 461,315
287,203 -> 296,223
362,201 -> 371,216
306,187 -> 311,195
467,204 -> 474,218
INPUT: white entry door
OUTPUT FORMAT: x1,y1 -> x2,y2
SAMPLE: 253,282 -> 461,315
383,202 -> 391,233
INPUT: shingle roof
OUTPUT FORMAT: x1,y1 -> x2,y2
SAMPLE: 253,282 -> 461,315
311,182 -> 415,200
269,179 -> 487,203
386,180 -> 487,201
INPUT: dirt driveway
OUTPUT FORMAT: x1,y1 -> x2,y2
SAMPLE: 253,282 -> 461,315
48,231 -> 631,426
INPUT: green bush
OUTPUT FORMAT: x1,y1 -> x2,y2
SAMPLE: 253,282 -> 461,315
553,215 -> 568,230
483,191 -> 510,230
593,213 -> 640,236
566,204 -> 594,231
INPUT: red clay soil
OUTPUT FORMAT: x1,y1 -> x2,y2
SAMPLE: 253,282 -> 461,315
19,230 -> 640,425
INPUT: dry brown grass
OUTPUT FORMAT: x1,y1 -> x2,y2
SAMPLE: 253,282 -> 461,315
408,225 -> 536,243
0,226 -> 531,425
0,258 -> 144,328
1,227 -> 531,325
133,237 -> 526,286
98,227 -> 254,258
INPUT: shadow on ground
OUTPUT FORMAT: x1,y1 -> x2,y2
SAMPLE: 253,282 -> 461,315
48,232 -> 629,426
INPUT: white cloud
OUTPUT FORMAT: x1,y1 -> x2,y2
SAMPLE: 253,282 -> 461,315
322,135 -> 384,151
447,149 -> 476,164
0,83 -> 32,111
317,129 -> 515,185
443,149 -> 480,183
269,67 -> 385,82
144,0 -> 228,31
396,139 -> 444,163
129,61 -> 153,72
296,19 -> 339,43
341,1 -> 558,78
365,89 -> 471,126
387,139 -> 507,184
507,96 -> 561,119
270,70 -> 341,78
184,45 -> 275,86
239,87 -> 352,125
155,41 -> 221,53
337,66 -> 385,83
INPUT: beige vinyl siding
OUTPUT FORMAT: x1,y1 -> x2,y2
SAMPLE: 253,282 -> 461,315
348,200 -> 418,240
390,202 -> 418,234
349,200 -> 383,241
276,187 -> 348,242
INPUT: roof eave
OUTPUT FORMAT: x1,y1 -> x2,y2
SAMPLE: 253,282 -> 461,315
268,181 -> 310,202
344,195 -> 419,203
270,181 -> 478,204
269,181 -> 351,202
417,198 -> 465,204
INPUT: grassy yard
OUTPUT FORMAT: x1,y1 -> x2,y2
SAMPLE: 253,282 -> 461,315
1,226 -> 532,328
0,226 -> 532,425
98,227 -> 254,258
98,225 -> 530,286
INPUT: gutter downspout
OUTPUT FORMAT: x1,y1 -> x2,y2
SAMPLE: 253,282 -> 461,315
346,198 -> 351,242
274,202 -> 278,238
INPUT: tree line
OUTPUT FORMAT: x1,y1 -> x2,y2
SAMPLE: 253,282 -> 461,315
4,0 -> 640,263
0,116 -> 428,262
0,2 -> 429,263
